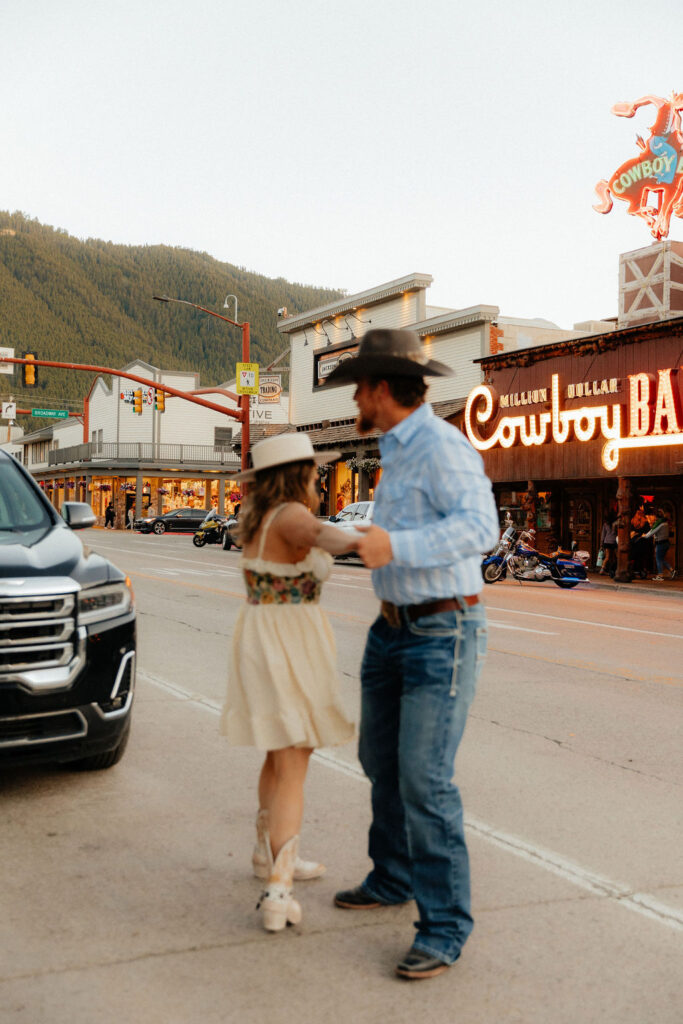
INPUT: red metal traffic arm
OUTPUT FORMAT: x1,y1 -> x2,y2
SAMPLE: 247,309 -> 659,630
0,358 -> 245,421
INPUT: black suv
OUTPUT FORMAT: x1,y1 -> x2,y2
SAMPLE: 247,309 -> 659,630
0,452 -> 136,770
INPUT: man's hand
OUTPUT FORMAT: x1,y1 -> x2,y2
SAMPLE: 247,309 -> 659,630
354,524 -> 394,568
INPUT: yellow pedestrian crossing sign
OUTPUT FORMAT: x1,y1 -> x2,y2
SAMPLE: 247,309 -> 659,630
236,363 -> 259,395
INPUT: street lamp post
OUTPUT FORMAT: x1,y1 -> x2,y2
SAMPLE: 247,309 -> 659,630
153,295 -> 251,475
224,294 -> 238,322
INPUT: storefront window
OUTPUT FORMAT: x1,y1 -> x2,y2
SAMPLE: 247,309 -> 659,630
536,492 -> 552,531
334,462 -> 353,513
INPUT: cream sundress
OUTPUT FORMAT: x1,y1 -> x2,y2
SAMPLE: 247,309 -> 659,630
220,503 -> 355,750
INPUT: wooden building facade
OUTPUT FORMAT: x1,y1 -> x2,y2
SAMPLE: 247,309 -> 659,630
465,316 -> 683,576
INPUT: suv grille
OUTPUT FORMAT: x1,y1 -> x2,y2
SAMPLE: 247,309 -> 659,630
0,709 -> 87,748
0,593 -> 76,674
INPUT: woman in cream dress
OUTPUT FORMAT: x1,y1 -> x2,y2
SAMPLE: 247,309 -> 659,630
221,434 -> 357,932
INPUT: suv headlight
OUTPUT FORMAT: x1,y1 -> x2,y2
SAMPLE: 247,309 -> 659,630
78,577 -> 135,625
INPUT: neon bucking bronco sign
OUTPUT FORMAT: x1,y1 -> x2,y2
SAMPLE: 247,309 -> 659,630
593,93 -> 683,240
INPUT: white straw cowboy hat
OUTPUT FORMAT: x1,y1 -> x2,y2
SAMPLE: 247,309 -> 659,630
324,328 -> 453,387
235,433 -> 340,482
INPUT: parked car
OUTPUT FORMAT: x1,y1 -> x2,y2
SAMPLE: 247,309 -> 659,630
329,501 -> 374,557
0,452 -> 136,770
134,507 -> 208,534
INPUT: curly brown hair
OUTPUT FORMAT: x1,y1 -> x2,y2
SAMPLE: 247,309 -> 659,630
238,460 -> 316,545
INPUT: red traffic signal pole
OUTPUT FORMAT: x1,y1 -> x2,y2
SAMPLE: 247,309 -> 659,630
0,356 -> 244,453
153,296 -> 251,475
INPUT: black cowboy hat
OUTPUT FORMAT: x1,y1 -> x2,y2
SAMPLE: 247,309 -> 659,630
324,328 -> 454,387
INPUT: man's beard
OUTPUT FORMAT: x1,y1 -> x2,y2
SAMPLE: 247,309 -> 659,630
356,412 -> 376,435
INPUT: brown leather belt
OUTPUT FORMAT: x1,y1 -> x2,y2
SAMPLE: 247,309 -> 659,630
381,594 -> 479,628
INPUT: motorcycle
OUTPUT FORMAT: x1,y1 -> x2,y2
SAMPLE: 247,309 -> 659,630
193,510 -> 230,548
222,515 -> 241,551
482,523 -> 588,589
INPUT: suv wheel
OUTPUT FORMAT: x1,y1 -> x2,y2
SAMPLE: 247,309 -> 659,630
69,720 -> 131,772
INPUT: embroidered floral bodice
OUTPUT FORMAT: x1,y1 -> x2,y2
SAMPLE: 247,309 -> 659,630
240,504 -> 332,607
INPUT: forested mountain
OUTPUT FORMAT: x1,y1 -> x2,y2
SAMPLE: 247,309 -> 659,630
0,211 -> 344,418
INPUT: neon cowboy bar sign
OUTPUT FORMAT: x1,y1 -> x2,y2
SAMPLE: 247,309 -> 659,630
464,367 -> 683,472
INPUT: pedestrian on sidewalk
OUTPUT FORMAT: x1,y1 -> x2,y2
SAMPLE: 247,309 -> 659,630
629,505 -> 651,579
104,501 -> 115,529
644,508 -> 677,580
219,435 -> 356,933
324,329 -> 499,981
599,515 -> 618,577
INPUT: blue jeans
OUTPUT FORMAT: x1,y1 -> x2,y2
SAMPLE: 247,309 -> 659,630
655,541 -> 672,574
358,601 -> 488,964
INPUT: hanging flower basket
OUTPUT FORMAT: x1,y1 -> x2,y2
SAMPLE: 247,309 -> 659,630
182,489 -> 195,497
57,481 -> 65,489
157,486 -> 170,495
346,457 -> 382,473
66,480 -> 75,489
229,489 -> 242,502
119,482 -> 135,492
100,483 -> 112,492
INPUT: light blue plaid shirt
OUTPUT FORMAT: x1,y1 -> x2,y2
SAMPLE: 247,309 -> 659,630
371,402 -> 499,604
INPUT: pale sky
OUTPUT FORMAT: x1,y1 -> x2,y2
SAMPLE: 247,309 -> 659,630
3,0 -> 683,329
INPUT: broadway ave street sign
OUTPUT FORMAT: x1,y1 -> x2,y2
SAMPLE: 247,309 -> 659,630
32,408 -> 69,419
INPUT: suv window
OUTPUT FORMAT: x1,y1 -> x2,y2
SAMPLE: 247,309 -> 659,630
0,459 -> 52,532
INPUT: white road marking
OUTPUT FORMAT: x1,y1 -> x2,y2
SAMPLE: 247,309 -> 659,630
487,605 -> 683,641
488,621 -> 557,635
140,669 -> 683,934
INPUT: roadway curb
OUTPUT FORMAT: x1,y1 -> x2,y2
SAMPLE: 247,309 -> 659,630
585,573 -> 683,600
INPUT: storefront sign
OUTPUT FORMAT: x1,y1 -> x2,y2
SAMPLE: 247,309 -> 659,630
258,374 -> 282,404
316,344 -> 358,386
500,377 -> 618,408
593,92 -> 683,240
465,367 -> 683,471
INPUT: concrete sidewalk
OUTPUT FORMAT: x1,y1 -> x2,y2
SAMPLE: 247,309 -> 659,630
1,674 -> 680,1024
585,569 -> 683,599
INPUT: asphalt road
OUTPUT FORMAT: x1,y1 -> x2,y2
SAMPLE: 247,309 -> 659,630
2,530 -> 682,1024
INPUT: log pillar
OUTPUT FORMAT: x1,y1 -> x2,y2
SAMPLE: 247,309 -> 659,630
614,476 -> 632,583
522,481 -> 537,533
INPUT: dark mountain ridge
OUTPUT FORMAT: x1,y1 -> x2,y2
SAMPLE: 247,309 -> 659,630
0,211 -> 344,416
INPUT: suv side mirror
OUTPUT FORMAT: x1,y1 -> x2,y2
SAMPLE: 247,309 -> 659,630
62,501 -> 97,530
328,515 -> 338,523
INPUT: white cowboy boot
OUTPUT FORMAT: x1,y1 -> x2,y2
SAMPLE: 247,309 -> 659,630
252,809 -> 325,881
257,834 -> 302,932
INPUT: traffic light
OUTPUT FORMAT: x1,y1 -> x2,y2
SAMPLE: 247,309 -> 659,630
154,388 -> 165,412
22,353 -> 38,388
133,388 -> 143,414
